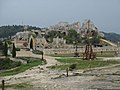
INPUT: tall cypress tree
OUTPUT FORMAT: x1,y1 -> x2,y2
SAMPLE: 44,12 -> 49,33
12,43 -> 16,58
4,41 -> 8,57
30,39 -> 33,49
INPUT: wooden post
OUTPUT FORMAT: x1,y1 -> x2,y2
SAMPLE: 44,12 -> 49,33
41,51 -> 43,60
66,68 -> 69,77
2,80 -> 5,90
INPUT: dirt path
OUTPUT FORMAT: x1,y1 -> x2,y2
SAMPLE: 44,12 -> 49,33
16,49 -> 58,69
0,50 -> 120,90
0,50 -> 68,90
103,57 -> 120,61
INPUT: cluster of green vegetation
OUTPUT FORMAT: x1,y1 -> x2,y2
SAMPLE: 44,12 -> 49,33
45,29 -> 102,45
49,58 -> 120,70
64,30 -> 81,44
45,30 -> 81,44
0,25 -> 41,38
0,83 -> 33,90
0,25 -> 22,38
46,30 -> 91,44
0,58 -> 21,70
0,58 -> 46,76
45,30 -> 64,43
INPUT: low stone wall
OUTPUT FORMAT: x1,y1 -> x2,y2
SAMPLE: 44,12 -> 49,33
43,46 -> 118,55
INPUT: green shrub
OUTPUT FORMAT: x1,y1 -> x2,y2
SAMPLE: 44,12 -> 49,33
0,58 -> 21,70
74,52 -> 79,57
69,63 -> 77,71
16,48 -> 20,51
12,43 -> 16,58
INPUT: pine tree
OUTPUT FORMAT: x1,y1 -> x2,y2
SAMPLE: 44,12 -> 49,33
30,39 -> 33,49
3,41 -> 8,57
12,43 -> 16,58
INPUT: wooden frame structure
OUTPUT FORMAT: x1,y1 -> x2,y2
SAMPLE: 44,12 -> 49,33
83,44 -> 96,60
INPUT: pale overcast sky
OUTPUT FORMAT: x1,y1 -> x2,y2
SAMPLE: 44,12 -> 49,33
0,0 -> 120,33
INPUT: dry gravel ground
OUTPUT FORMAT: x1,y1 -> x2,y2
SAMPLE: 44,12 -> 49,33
0,50 -> 120,90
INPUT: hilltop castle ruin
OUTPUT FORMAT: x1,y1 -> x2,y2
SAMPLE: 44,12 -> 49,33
13,20 -> 104,49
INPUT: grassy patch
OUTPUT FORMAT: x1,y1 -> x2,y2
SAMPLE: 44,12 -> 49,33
0,83 -> 32,90
49,53 -> 74,57
56,58 -> 80,63
49,58 -> 120,70
96,51 -> 116,57
0,60 -> 46,76
49,51 -> 116,57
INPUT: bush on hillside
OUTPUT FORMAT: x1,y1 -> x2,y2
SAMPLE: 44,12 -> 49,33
69,63 -> 77,71
0,58 -> 21,70
16,48 -> 21,51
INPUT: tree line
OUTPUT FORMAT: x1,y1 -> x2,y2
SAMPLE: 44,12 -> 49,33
0,25 -> 41,38
45,30 -> 101,45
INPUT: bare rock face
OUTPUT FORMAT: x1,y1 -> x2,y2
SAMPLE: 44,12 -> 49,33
49,21 -> 81,31
48,20 -> 104,38
80,19 -> 104,37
